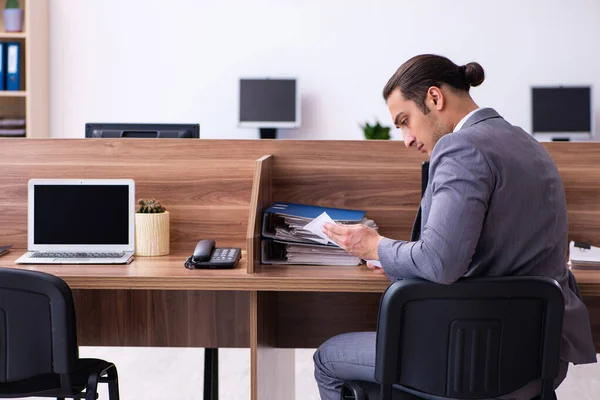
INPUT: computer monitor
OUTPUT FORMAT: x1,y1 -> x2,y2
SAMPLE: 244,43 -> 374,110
85,123 -> 200,138
532,86 -> 592,140
238,78 -> 300,139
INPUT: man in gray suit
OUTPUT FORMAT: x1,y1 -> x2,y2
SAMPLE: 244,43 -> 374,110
314,54 -> 597,400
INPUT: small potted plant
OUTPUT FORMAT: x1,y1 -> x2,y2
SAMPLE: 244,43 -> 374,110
3,0 -> 23,33
135,199 -> 170,256
361,121 -> 391,140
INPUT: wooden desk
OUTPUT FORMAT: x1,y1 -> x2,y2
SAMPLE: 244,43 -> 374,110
1,139 -> 600,399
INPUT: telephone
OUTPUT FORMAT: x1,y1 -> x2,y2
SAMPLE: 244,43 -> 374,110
184,239 -> 241,269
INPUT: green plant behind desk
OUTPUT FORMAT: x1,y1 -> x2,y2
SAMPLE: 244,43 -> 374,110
5,0 -> 19,9
361,121 -> 391,140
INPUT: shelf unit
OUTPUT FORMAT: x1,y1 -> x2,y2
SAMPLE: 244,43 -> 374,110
0,0 -> 48,138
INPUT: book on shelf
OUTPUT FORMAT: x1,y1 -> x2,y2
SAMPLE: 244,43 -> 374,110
0,118 -> 25,127
0,117 -> 26,137
0,128 -> 26,137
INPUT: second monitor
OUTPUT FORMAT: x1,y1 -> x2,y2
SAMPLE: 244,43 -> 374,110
239,78 -> 300,139
85,123 -> 200,138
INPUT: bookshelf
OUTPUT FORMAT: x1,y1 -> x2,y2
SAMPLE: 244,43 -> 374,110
0,0 -> 48,138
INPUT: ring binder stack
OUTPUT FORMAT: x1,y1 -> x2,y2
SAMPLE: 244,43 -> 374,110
260,202 -> 378,266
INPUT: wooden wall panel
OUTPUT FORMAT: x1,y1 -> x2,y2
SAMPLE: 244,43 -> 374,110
545,143 -> 600,246
0,139 -> 426,251
71,289 -> 250,348
2,139 -> 599,269
276,292 -> 381,348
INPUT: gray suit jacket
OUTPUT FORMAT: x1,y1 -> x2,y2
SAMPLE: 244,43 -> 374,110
378,108 -> 597,364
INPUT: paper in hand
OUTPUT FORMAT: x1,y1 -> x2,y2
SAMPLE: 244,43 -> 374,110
303,212 -> 341,246
303,213 -> 382,268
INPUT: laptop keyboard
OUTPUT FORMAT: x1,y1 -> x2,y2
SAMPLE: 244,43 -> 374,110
31,252 -> 126,258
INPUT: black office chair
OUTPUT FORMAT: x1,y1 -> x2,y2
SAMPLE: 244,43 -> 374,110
341,276 -> 564,400
0,267 -> 119,399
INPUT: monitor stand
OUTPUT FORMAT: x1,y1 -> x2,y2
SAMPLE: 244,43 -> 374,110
260,128 -> 277,139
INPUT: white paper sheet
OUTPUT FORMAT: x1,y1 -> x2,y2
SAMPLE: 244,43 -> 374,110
303,212 -> 339,245
303,212 -> 382,267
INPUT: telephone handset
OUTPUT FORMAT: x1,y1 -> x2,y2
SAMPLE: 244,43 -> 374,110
184,239 -> 241,269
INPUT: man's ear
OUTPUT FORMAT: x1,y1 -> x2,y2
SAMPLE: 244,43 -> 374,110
427,86 -> 444,111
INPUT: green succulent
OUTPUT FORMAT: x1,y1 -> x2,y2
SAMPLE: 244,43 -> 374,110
137,199 -> 166,213
361,121 -> 391,140
5,0 -> 19,9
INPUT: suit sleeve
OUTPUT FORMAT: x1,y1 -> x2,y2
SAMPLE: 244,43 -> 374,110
378,137 -> 494,284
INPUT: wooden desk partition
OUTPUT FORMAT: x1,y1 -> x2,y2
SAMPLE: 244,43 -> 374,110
246,154 -> 273,274
1,139 -> 600,399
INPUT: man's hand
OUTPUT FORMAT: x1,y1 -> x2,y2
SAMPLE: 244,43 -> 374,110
366,261 -> 387,276
322,222 -> 383,261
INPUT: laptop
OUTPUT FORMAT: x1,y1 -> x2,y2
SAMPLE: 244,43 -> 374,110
16,179 -> 135,264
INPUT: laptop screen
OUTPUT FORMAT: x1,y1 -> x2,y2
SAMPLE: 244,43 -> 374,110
33,184 -> 130,246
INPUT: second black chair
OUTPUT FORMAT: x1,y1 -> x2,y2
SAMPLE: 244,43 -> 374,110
0,267 -> 119,399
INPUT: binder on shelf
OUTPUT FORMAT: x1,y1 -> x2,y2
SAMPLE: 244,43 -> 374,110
262,202 -> 368,244
261,238 -> 361,266
6,42 -> 20,91
0,128 -> 26,137
0,42 -> 5,90
260,202 -> 378,266
0,118 -> 25,127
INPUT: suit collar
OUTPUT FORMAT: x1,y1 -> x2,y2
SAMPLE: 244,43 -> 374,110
461,108 -> 503,130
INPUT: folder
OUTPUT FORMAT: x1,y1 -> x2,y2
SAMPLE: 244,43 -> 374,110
262,202 -> 368,244
0,43 -> 4,90
6,42 -> 20,91
261,239 -> 361,266
260,202 -> 378,266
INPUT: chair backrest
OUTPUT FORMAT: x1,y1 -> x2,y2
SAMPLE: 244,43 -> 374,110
374,276 -> 564,399
0,268 -> 78,382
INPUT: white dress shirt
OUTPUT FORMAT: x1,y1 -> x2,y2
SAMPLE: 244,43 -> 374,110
453,107 -> 481,132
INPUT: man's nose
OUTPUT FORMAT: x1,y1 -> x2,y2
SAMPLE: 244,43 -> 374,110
402,132 -> 416,148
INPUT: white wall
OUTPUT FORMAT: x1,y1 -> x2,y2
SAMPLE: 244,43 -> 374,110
49,0 -> 600,140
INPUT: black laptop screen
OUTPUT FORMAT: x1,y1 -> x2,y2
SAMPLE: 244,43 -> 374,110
34,185 -> 129,245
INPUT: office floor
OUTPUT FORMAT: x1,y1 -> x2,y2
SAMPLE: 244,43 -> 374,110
23,348 -> 600,399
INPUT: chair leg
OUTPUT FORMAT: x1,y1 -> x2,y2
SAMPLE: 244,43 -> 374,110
106,364 -> 120,400
85,369 -> 100,400
380,383 -> 393,400
204,348 -> 219,400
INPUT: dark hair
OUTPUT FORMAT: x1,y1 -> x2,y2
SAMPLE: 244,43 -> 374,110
382,54 -> 485,114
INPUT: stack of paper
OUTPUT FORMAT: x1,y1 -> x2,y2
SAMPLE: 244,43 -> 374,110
568,241 -> 600,270
261,202 -> 378,266
284,242 -> 361,266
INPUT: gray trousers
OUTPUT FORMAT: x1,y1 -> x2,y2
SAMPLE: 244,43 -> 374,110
314,332 -> 568,400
